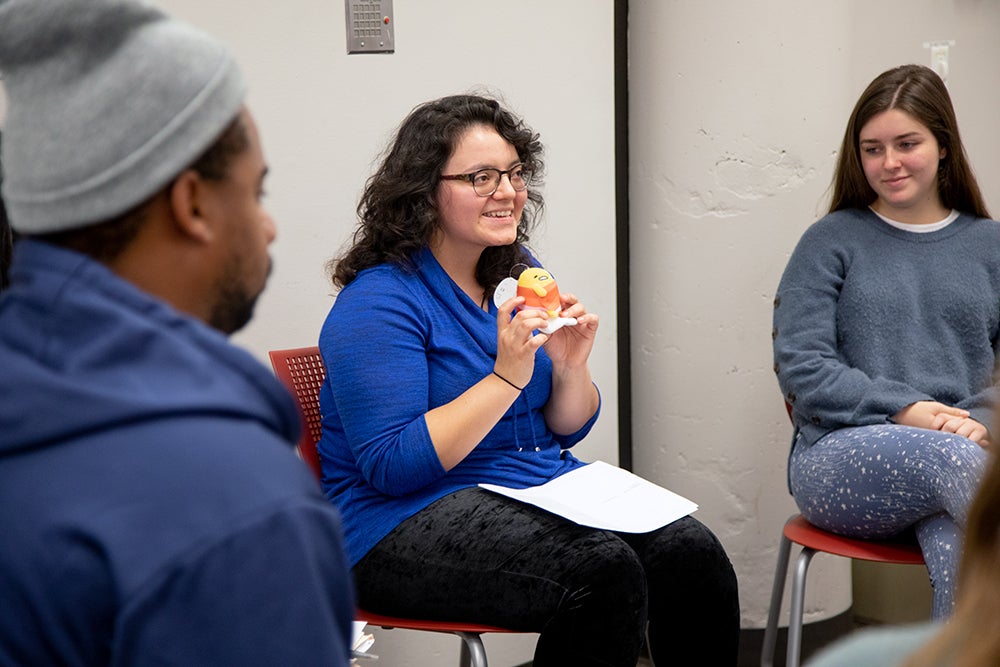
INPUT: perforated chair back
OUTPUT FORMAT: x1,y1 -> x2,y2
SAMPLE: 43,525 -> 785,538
267,346 -> 325,479
267,346 -> 514,667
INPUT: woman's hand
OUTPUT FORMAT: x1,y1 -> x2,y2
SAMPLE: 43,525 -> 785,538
892,401 -> 967,430
931,413 -> 990,449
539,293 -> 600,435
494,295 -> 548,389
893,401 -> 990,448
541,292 -> 599,371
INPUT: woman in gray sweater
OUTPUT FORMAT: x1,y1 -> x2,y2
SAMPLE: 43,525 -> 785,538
773,64 -> 997,619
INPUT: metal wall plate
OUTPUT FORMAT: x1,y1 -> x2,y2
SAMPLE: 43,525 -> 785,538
345,0 -> 394,54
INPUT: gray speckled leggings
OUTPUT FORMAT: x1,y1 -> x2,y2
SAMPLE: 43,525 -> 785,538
789,424 -> 987,619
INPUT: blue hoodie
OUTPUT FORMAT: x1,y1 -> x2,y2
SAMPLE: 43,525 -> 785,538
0,240 -> 354,666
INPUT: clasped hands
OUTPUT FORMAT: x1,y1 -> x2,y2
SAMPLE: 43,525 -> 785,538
893,400 -> 990,448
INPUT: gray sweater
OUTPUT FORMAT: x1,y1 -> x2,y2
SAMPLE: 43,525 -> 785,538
773,208 -> 1000,448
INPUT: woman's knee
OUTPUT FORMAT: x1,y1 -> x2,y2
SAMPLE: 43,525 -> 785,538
641,517 -> 733,577
566,531 -> 648,607
531,535 -> 648,666
923,432 -> 987,471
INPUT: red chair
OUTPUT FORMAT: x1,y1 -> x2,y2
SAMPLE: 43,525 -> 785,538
268,346 -> 516,667
760,514 -> 925,667
760,403 -> 927,667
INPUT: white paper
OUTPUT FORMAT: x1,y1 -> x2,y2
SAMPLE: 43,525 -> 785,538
351,621 -> 368,646
351,621 -> 376,662
479,460 -> 698,533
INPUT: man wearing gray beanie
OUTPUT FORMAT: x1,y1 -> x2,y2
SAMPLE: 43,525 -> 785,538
0,1 -> 355,665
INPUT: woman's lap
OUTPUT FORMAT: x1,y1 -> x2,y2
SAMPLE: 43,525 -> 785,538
789,424 -> 986,538
789,423 -> 987,618
353,486 -> 740,665
352,487 -> 646,629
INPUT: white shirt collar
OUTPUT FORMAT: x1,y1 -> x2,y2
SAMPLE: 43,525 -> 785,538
870,207 -> 960,233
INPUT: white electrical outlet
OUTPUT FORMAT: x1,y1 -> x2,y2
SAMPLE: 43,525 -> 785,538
923,40 -> 955,82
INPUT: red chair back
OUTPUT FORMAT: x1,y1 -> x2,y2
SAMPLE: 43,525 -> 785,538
267,345 -> 515,667
268,346 -> 325,480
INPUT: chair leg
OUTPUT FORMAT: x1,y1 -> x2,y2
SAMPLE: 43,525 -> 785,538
456,632 -> 487,667
786,547 -> 816,667
761,532 -> 793,667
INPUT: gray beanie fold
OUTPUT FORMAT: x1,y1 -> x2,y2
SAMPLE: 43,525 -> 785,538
0,0 -> 246,234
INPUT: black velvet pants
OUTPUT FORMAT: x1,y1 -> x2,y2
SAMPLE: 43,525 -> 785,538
353,488 -> 740,666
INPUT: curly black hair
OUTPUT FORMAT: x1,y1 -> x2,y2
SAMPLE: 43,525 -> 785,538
328,94 -> 545,299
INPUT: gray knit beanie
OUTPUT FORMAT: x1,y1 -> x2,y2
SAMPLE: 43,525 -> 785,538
0,0 -> 246,233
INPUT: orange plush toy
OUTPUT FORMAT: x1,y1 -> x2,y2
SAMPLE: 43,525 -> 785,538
488,266 -> 577,334
516,267 -> 562,319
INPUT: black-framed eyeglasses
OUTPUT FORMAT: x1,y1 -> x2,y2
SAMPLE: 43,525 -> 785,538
439,163 -> 532,197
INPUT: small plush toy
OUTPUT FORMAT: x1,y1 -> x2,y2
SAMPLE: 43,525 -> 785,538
493,266 -> 578,334
516,267 -> 562,318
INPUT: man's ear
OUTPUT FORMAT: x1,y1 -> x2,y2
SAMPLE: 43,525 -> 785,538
168,170 -> 214,243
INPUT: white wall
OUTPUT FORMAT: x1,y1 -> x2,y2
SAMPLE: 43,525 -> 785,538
628,0 -> 1000,630
163,0 -> 619,468
154,2 -> 616,665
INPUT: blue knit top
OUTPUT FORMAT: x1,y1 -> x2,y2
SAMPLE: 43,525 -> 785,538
773,208 -> 1000,448
317,247 -> 598,565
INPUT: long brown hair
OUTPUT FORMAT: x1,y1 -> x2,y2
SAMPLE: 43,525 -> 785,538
829,64 -> 990,219
327,94 -> 545,297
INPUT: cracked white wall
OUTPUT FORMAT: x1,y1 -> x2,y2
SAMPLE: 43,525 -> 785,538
629,0 -> 1000,629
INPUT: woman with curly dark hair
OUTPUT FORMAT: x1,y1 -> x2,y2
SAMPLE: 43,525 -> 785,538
316,94 -> 739,666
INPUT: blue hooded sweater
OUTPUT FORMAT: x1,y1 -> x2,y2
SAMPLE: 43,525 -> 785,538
318,247 -> 599,566
0,240 -> 354,666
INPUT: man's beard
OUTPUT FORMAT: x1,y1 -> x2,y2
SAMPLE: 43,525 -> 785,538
208,254 -> 272,335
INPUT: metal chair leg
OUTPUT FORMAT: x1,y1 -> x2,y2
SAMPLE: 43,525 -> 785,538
457,632 -> 487,667
761,532 -> 793,667
786,547 -> 816,667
